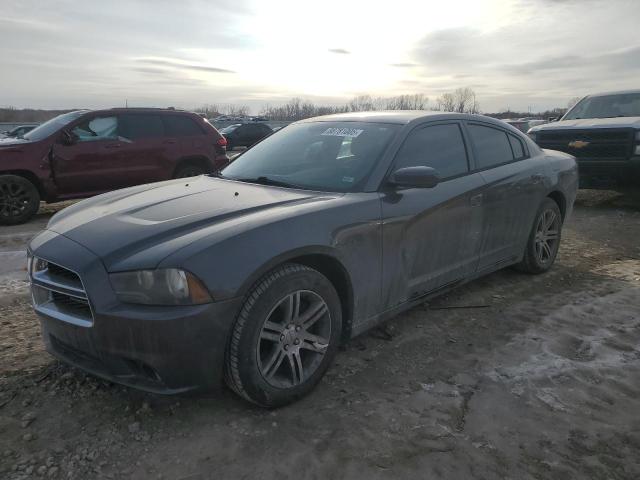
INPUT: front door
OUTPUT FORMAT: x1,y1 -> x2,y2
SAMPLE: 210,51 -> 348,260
380,122 -> 485,309
51,114 -> 131,196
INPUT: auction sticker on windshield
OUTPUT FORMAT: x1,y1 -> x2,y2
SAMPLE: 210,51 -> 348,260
321,128 -> 363,137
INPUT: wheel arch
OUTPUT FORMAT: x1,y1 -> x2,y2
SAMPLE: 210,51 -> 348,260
546,190 -> 566,220
238,247 -> 355,343
0,169 -> 46,199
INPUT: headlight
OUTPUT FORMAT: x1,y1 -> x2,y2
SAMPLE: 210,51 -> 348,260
109,269 -> 212,305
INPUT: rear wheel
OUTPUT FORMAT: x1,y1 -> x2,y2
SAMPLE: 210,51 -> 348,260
225,264 -> 342,407
516,198 -> 562,274
0,175 -> 40,225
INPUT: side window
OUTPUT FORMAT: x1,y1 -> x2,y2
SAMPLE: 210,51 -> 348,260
120,114 -> 164,140
393,123 -> 469,179
468,124 -> 514,169
72,116 -> 118,142
163,115 -> 203,137
508,133 -> 525,160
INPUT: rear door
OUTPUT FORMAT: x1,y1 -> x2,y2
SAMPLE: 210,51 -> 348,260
380,122 -> 486,308
52,114 -> 131,195
118,113 -> 169,185
162,114 -> 207,161
465,122 -> 548,271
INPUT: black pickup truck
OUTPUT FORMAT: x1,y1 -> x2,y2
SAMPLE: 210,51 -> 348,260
528,90 -> 640,188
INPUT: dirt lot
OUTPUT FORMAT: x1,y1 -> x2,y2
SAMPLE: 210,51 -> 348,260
1,190 -> 639,480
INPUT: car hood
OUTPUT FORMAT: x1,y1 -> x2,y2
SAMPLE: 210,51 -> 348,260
531,116 -> 640,132
46,176 -> 332,271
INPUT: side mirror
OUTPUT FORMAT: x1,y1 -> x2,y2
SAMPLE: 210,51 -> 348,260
60,129 -> 76,146
547,116 -> 560,122
388,166 -> 440,189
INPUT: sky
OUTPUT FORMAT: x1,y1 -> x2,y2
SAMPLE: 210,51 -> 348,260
1,0 -> 639,113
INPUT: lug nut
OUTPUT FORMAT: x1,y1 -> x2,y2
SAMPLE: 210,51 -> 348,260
280,334 -> 285,341
295,326 -> 301,332
294,339 -> 300,345
284,344 -> 289,351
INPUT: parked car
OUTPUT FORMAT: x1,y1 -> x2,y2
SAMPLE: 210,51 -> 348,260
0,124 -> 38,138
28,111 -> 577,406
528,89 -> 640,187
220,122 -> 273,150
0,108 -> 229,224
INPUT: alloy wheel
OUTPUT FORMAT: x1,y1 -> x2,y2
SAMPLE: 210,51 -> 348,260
534,208 -> 560,264
0,179 -> 33,219
257,290 -> 331,388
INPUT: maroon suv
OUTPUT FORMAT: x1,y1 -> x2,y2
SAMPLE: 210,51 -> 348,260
0,108 -> 229,224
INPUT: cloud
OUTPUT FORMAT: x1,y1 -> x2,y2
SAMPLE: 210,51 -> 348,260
136,59 -> 235,74
390,63 -> 417,68
328,48 -> 350,54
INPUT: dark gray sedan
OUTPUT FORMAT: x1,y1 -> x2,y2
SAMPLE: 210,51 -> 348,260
28,112 -> 578,406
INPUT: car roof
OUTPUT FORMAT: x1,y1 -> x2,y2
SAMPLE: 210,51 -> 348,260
587,89 -> 640,97
296,110 -> 512,128
82,107 -> 195,116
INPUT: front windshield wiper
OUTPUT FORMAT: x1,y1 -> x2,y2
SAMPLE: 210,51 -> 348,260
234,176 -> 305,189
597,115 -> 627,118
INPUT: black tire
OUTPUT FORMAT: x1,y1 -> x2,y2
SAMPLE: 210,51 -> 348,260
174,164 -> 207,178
516,197 -> 563,274
0,175 -> 40,225
225,263 -> 342,407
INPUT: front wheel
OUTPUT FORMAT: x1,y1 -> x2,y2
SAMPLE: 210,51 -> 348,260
225,264 -> 342,407
0,175 -> 40,225
516,198 -> 563,274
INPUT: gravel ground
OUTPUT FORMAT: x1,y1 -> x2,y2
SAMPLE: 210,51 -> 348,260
0,190 -> 639,480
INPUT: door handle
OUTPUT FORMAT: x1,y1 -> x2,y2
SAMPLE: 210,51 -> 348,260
104,143 -> 121,149
470,194 -> 483,206
163,139 -> 177,145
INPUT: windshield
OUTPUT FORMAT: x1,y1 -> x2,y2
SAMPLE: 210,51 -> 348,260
221,121 -> 399,192
23,111 -> 87,142
564,93 -> 640,120
220,124 -> 241,134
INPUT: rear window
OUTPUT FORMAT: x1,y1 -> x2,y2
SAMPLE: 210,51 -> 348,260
163,115 -> 203,136
120,114 -> 164,139
468,124 -> 514,169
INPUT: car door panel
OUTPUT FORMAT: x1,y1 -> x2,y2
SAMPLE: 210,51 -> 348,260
379,122 -> 485,310
380,173 -> 485,308
464,122 -> 548,271
477,158 -> 547,270
51,115 -> 130,196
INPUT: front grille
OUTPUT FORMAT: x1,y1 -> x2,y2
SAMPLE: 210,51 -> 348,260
537,128 -> 634,160
30,258 -> 93,326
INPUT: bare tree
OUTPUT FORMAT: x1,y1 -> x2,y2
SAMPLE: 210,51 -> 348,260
435,88 -> 479,113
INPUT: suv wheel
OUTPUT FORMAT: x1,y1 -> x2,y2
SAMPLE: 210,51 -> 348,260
516,198 -> 562,274
0,175 -> 40,225
225,264 -> 342,407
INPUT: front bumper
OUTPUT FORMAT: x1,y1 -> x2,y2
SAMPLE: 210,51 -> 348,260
29,230 -> 242,394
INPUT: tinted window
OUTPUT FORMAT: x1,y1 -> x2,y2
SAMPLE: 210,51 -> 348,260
508,134 -> 525,159
468,124 -> 513,169
393,124 -> 468,179
72,116 -> 119,142
121,114 -> 164,139
163,115 -> 203,136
